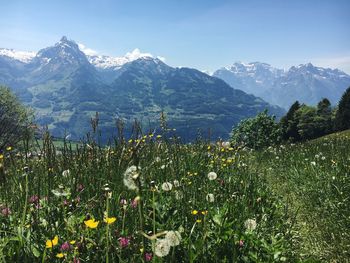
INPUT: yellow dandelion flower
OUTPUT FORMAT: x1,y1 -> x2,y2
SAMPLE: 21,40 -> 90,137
201,210 -> 208,215
196,219 -> 202,223
69,240 -> 76,245
104,217 -> 117,224
128,139 -> 133,143
207,146 -> 211,150
0,154 -> 3,159
56,253 -> 64,258
191,210 -> 198,215
156,135 -> 162,139
46,235 -> 59,248
84,219 -> 99,229
6,146 -> 12,151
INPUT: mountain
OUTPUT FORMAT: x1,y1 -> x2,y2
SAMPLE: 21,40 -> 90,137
0,37 -> 284,141
213,62 -> 350,109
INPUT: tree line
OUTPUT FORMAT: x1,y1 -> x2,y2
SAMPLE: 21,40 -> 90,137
231,86 -> 350,149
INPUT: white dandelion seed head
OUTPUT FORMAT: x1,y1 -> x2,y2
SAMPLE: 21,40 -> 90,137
154,238 -> 171,257
206,193 -> 215,203
207,172 -> 217,181
165,230 -> 181,247
123,166 -> 141,190
173,180 -> 180,187
244,218 -> 257,231
62,169 -> 70,177
162,182 -> 173,191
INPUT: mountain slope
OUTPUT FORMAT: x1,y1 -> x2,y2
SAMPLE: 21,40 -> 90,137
0,37 -> 284,141
213,62 -> 350,109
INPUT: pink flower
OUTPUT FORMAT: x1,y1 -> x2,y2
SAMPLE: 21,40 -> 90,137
1,207 -> 11,217
120,199 -> 127,206
131,198 -> 138,208
29,195 -> 39,204
118,237 -> 130,248
73,257 -> 81,263
239,240 -> 244,248
145,252 -> 153,262
60,242 -> 71,251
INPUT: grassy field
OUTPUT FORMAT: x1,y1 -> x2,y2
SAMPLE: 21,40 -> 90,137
0,131 -> 349,262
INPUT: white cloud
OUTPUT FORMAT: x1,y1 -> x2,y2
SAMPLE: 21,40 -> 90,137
157,56 -> 166,62
124,48 -> 153,60
78,43 -> 98,56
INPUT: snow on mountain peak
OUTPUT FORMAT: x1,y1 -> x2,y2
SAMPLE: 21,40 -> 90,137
0,48 -> 36,63
82,45 -> 161,70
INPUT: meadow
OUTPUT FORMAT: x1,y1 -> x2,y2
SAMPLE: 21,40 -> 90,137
0,129 -> 349,262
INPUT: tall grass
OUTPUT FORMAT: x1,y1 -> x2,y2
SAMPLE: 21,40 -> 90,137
0,129 -> 349,262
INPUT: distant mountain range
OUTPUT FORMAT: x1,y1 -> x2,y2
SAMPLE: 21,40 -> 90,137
0,37 -> 283,141
213,62 -> 350,109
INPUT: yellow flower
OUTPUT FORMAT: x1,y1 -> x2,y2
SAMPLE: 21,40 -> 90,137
69,240 -> 76,245
6,146 -> 12,151
191,210 -> 198,215
56,253 -> 64,258
0,154 -> 3,159
104,217 -> 117,224
196,219 -> 202,223
201,210 -> 208,215
156,135 -> 162,139
46,235 -> 59,248
84,219 -> 99,229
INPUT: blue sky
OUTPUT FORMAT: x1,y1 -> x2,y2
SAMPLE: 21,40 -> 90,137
1,0 -> 349,73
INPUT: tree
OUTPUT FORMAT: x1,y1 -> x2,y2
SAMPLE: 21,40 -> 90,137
315,98 -> 332,136
280,101 -> 301,142
0,86 -> 32,151
334,87 -> 350,131
230,110 -> 281,149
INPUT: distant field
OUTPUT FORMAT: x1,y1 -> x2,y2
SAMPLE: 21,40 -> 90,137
0,131 -> 349,262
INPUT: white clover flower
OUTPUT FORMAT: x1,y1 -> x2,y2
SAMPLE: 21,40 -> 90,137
123,166 -> 140,190
173,180 -> 180,187
155,238 -> 171,257
62,169 -> 70,177
310,161 -> 316,166
165,231 -> 181,247
207,172 -> 217,181
244,218 -> 257,231
162,182 -> 173,191
206,193 -> 215,203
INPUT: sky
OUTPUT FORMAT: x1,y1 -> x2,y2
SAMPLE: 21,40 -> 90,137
0,0 -> 349,73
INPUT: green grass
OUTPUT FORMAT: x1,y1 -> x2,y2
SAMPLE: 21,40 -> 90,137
0,131 -> 349,262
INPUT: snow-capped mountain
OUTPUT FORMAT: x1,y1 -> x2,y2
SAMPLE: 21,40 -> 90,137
0,37 -> 284,142
0,48 -> 36,63
86,48 -> 154,71
213,62 -> 350,109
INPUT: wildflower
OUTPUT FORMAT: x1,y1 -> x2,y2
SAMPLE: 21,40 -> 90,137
161,182 -> 173,191
84,219 -> 99,229
196,219 -> 202,223
165,231 -> 181,247
123,166 -> 140,190
191,210 -> 198,215
310,161 -> 316,166
119,237 -> 130,248
206,193 -> 215,203
62,169 -> 70,177
104,217 -> 117,224
244,219 -> 257,231
60,242 -> 71,251
69,240 -> 76,245
156,135 -> 162,139
46,235 -> 59,248
173,180 -> 180,187
56,253 -> 64,258
154,239 -> 170,257
201,210 -> 208,215
29,195 -> 39,204
6,146 -> 12,151
239,240 -> 244,248
145,252 -> 153,262
207,172 -> 217,181
1,207 -> 11,217
0,154 -> 3,159
73,258 -> 81,263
